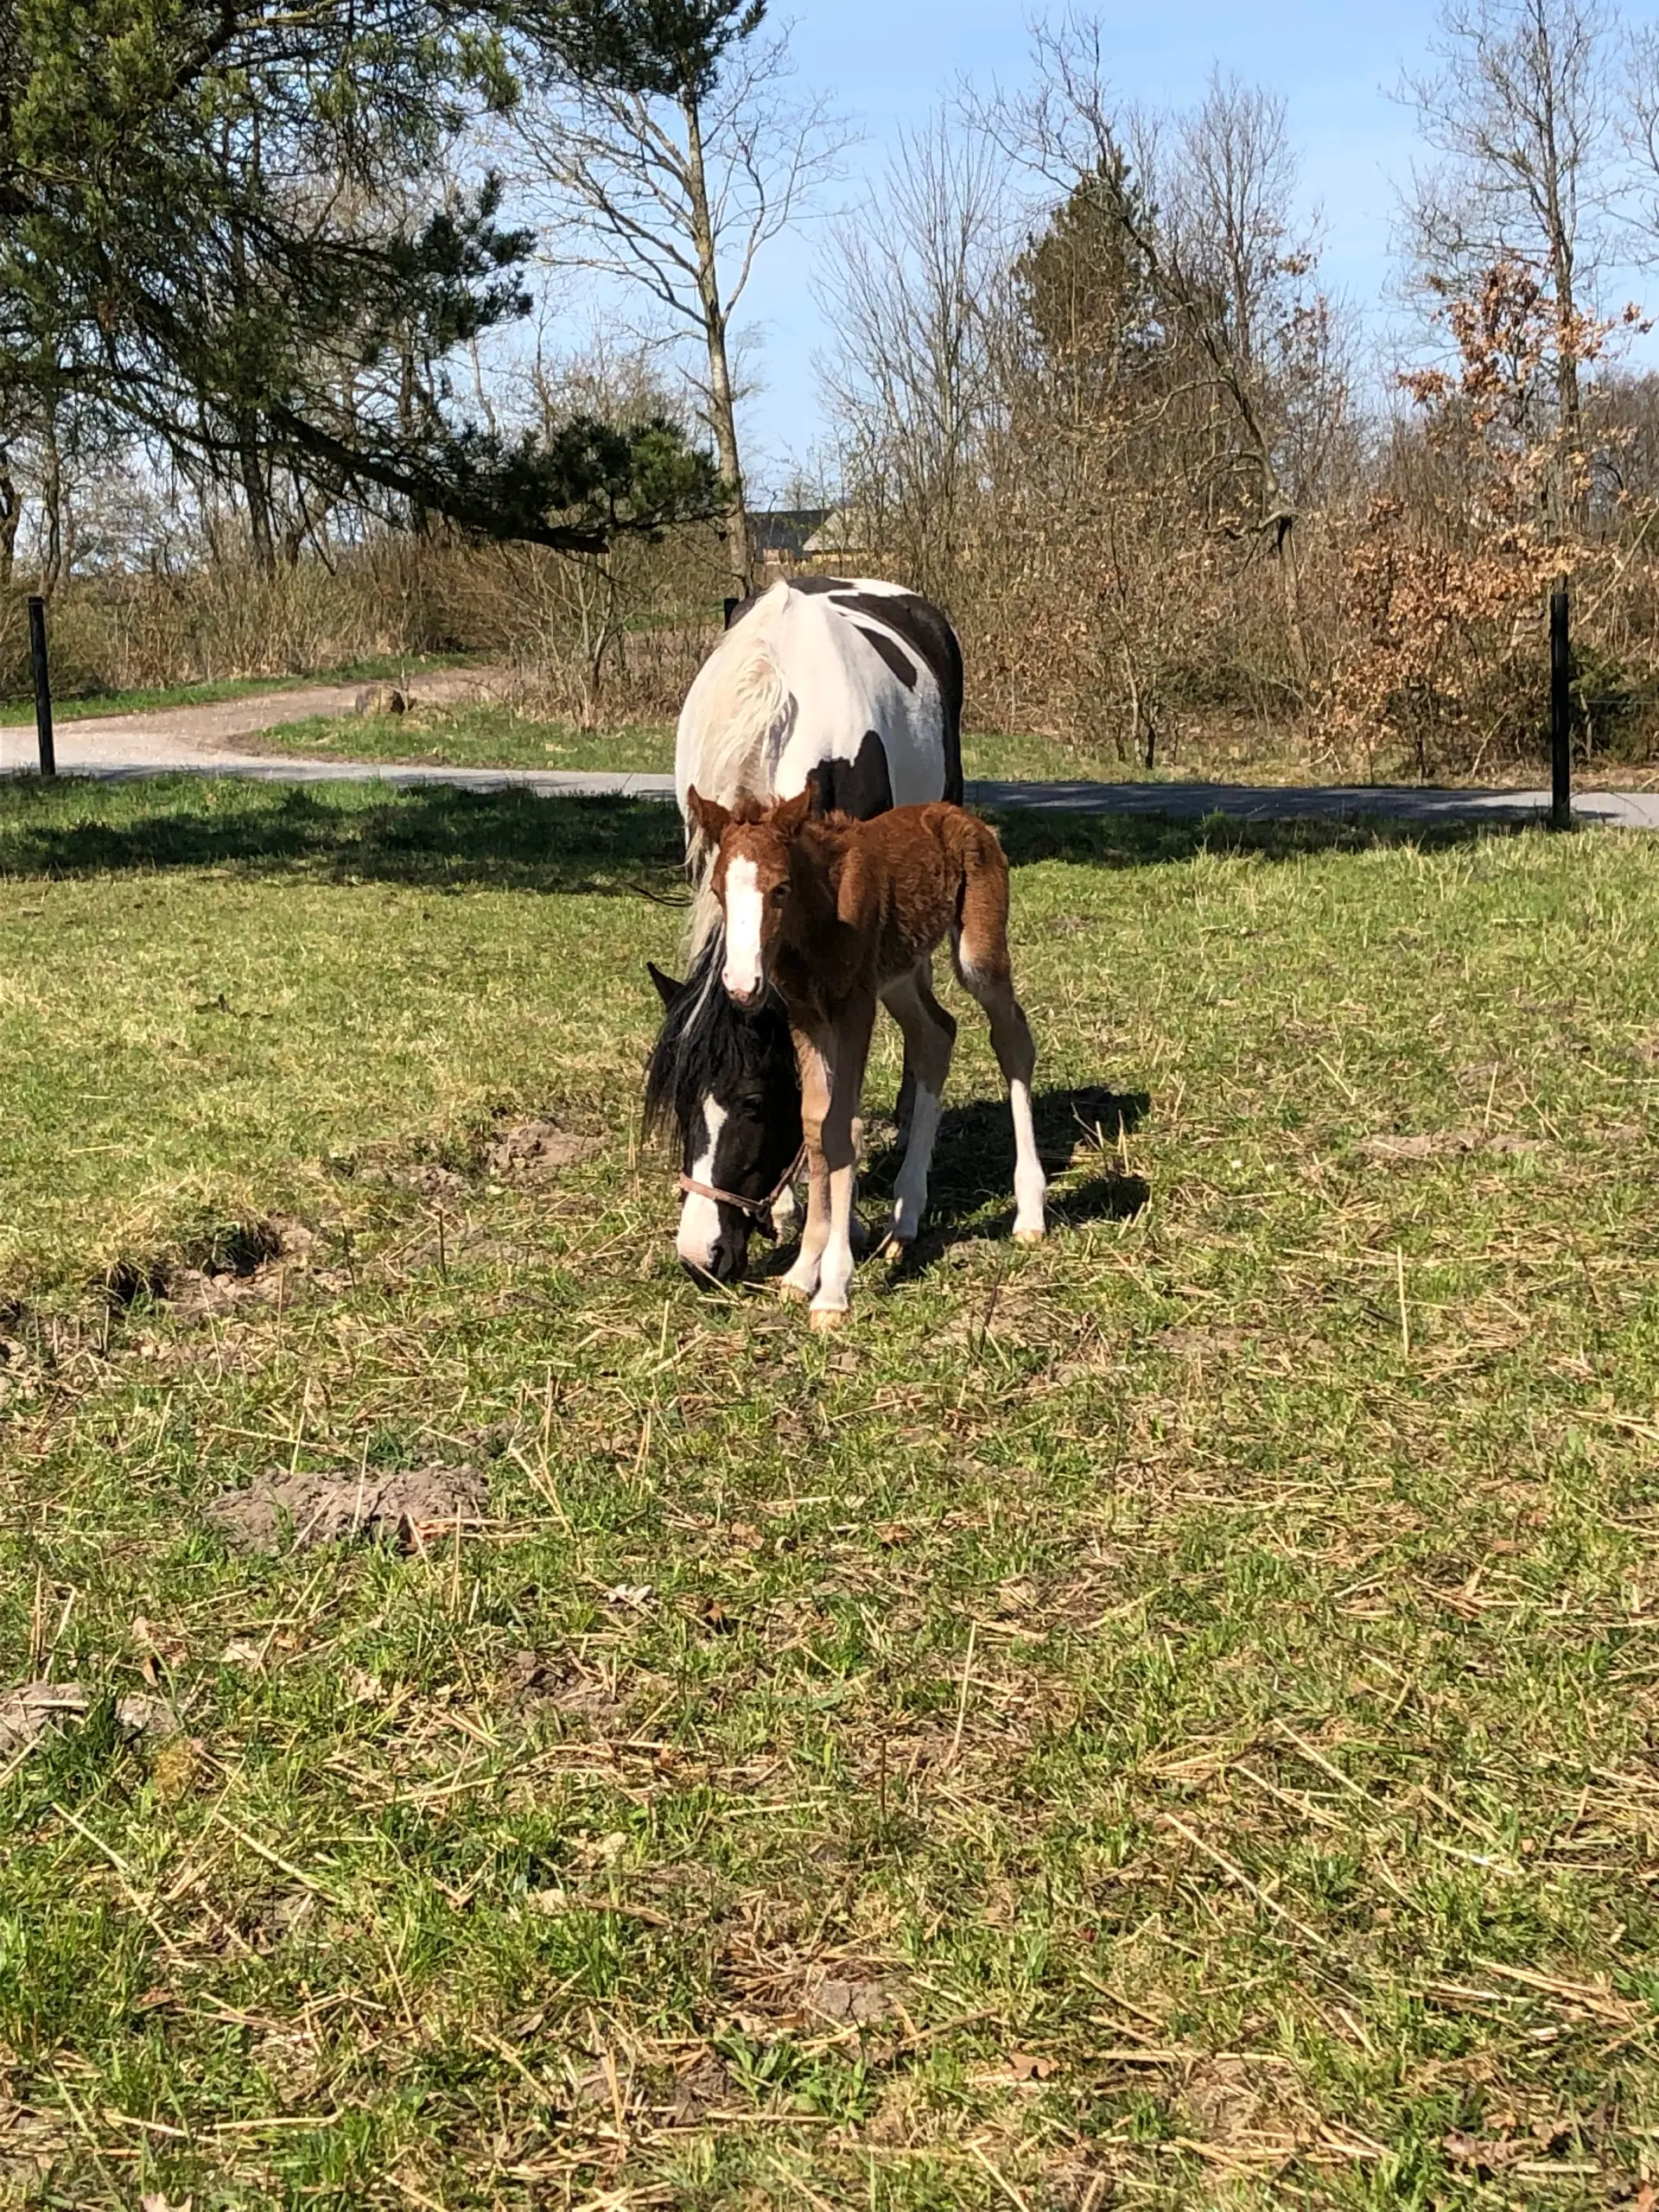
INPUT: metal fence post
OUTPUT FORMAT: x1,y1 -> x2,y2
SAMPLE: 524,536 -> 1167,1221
28,594 -> 55,778
1549,579 -> 1570,831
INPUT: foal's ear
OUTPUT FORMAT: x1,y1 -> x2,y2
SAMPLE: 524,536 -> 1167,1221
646,961 -> 683,1011
771,788 -> 814,839
686,786 -> 731,847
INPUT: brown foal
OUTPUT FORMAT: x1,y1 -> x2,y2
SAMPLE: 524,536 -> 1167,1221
686,788 -> 1046,1325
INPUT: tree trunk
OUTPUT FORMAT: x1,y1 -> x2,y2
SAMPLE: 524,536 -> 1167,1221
0,464 -> 19,591
1531,3 -> 1587,537
682,86 -> 750,599
238,414 -> 276,576
40,412 -> 64,600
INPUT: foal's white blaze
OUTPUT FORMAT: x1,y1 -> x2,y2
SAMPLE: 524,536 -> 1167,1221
721,857 -> 765,1002
677,1097 -> 728,1269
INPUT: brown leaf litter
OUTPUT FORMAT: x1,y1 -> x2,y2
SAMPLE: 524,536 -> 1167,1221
205,1463 -> 487,1553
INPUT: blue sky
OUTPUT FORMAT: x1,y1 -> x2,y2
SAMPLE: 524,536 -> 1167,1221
721,0 -> 1657,494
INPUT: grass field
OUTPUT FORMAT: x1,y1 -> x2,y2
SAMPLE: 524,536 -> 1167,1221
239,703 -> 1273,788
3,774 -> 1658,2209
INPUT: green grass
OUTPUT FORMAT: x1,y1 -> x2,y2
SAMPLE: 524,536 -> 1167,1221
264,703 -> 677,775
0,652 -> 482,728
3,774 -> 1658,2209
240,702 -> 1215,785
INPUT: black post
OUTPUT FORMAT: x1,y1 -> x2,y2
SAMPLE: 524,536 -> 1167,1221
1549,578 -> 1570,831
28,594 -> 54,778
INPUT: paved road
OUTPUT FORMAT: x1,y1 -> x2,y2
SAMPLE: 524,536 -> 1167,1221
3,683 -> 1656,828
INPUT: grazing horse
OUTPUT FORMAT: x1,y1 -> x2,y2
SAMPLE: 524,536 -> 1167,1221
686,789 -> 1046,1326
645,576 -> 963,1281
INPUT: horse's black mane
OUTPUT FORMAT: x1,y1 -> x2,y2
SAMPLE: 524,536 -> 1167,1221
643,927 -> 795,1141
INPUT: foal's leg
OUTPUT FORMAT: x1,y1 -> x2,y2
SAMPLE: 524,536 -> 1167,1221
951,936 -> 1046,1244
892,953 -> 938,1141
809,996 -> 875,1327
779,1034 -> 834,1300
878,963 -> 957,1245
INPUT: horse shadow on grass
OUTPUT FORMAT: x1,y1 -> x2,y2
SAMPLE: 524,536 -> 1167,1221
810,1081 -> 1152,1279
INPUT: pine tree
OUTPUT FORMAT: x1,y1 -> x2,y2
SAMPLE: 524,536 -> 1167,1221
0,0 -> 721,550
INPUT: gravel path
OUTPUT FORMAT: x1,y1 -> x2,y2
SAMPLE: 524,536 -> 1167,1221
3,676 -> 1656,829
0,665 -> 503,779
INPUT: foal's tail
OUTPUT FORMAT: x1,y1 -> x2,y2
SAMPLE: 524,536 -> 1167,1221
942,810 -> 1015,989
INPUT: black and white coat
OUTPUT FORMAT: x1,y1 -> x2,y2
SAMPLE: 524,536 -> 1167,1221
652,575 -> 965,1278
676,575 -> 963,931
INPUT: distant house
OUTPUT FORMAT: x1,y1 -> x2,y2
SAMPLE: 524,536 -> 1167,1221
746,505 -> 874,571
748,509 -> 830,569
802,505 -> 873,559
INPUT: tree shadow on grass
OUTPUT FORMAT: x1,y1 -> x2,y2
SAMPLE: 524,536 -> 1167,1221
986,806 -> 1522,873
0,773 -> 1529,892
0,779 -> 686,896
855,1082 -> 1152,1277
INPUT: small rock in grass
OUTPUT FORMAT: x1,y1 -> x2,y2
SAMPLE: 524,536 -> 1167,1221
353,683 -> 407,716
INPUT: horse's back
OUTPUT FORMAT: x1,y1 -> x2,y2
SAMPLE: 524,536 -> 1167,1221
677,577 -> 961,819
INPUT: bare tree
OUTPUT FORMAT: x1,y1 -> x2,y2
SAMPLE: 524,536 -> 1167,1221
815,111 -> 1009,594
1618,26 -> 1659,267
1400,0 -> 1615,521
507,12 -> 848,596
975,25 -> 1342,679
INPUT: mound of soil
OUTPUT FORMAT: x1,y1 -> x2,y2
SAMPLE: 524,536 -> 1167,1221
206,1463 -> 486,1553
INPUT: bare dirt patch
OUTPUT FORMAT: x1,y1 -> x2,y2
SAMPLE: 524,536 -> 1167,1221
1358,1128 -> 1546,1160
483,1119 -> 602,1179
0,1681 -> 180,1754
206,1463 -> 487,1553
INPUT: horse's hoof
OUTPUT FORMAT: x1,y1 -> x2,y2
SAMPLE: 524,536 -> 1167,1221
1013,1228 -> 1046,1246
808,1306 -> 846,1331
777,1278 -> 811,1303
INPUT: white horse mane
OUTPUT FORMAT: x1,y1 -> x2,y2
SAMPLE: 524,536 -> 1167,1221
678,588 -> 797,951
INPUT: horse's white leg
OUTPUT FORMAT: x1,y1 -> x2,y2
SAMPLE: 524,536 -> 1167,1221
780,1035 -> 833,1300
809,1000 -> 874,1327
879,966 -> 956,1245
953,936 -> 1046,1245
770,1183 -> 799,1241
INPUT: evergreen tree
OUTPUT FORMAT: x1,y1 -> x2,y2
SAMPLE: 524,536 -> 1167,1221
0,0 -> 721,550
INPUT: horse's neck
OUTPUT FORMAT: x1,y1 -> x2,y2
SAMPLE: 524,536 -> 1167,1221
779,824 -> 880,995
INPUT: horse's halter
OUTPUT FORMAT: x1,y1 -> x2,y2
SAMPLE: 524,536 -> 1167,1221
677,1144 -> 805,1233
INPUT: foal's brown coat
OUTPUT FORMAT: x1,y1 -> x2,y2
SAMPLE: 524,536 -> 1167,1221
688,789 -> 1046,1324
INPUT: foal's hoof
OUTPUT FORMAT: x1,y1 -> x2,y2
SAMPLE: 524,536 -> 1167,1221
808,1306 -> 847,1332
776,1279 -> 810,1303
1013,1227 -> 1046,1247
